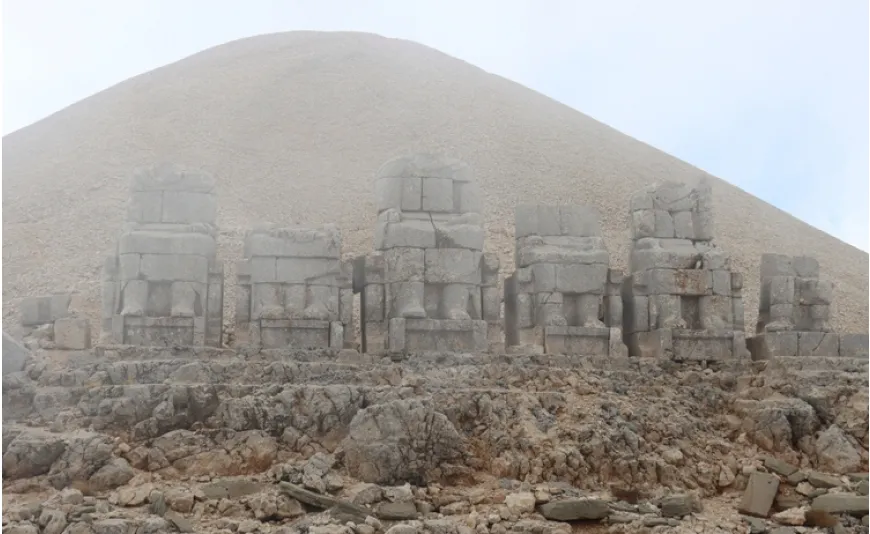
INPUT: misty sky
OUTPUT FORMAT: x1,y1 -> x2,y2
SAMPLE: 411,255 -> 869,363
3,0 -> 868,251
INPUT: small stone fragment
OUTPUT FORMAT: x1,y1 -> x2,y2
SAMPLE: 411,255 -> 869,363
763,456 -> 798,477
538,498 -> 609,521
772,506 -> 807,526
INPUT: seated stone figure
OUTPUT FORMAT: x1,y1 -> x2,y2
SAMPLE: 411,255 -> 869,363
102,164 -> 224,346
748,253 -> 868,358
622,179 -> 748,360
235,225 -> 353,349
504,204 -> 625,356
355,154 -> 500,353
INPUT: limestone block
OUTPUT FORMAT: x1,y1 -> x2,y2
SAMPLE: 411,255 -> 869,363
558,205 -> 601,237
120,280 -> 149,316
364,284 -> 385,321
738,472 -> 779,518
630,190 -> 653,211
276,257 -> 342,285
514,205 -> 541,238
624,295 -> 649,334
798,279 -> 833,305
839,334 -> 869,357
401,319 -> 488,352
531,264 -> 557,292
731,272 -> 743,291
421,177 -> 455,212
481,253 -> 500,286
361,253 -> 386,285
647,269 -> 710,296
374,219 -> 435,250
139,254 -> 209,283
170,281 -> 200,317
375,175 -> 423,212
251,283 -> 285,320
653,210 -> 675,238
119,231 -> 216,257
763,276 -> 794,305
118,254 -> 142,280
3,332 -> 30,374
700,296 -> 734,330
329,322 -> 344,349
631,210 -> 656,239
53,318 -> 92,350
699,246 -> 730,270
650,294 -> 682,329
482,287 -> 501,322
20,294 -> 71,326
629,243 -> 700,272
609,328 -> 628,358
244,228 -> 341,258
672,331 -> 735,361
650,182 -> 696,212
160,191 -> 217,224
760,254 -> 794,278
127,191 -> 164,223
628,329 -> 673,358
424,248 -> 481,284
250,257 -> 277,283
132,164 -> 215,193
515,293 -> 534,329
732,297 -> 745,331
748,332 -> 798,360
709,270 -> 731,296
672,211 -> 694,239
554,263 -> 608,294
793,256 -> 820,278
797,331 -> 839,356
388,318 -> 406,352
606,295 -> 623,327
516,241 -> 609,267
544,326 -> 609,355
433,222 -> 484,250
384,248 -> 425,283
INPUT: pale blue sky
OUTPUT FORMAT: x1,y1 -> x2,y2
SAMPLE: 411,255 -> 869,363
3,0 -> 868,251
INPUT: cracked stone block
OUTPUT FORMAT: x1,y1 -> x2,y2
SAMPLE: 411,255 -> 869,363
797,331 -> 839,356
839,334 -> 869,357
53,318 -> 92,350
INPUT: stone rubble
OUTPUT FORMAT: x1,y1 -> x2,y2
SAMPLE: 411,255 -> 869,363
2,157 -> 869,534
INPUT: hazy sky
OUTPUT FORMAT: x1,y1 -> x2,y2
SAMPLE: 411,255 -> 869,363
4,0 -> 868,250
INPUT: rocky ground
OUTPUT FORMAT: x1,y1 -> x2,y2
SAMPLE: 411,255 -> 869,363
2,329 -> 868,533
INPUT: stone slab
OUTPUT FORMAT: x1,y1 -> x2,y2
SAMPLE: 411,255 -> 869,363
2,332 -> 30,374
748,332 -> 798,360
671,330 -> 735,361
258,319 -> 331,349
797,331 -> 839,357
839,334 -> 869,358
53,318 -> 92,350
738,471 -> 779,518
543,326 -> 610,355
20,294 -> 71,326
393,319 -> 487,353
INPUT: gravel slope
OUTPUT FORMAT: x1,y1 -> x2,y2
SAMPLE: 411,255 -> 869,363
2,31 -> 867,334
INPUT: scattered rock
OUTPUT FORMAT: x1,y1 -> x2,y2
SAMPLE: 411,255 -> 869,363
377,501 -> 418,520
165,510 -> 194,533
811,493 -> 869,515
815,425 -> 862,474
87,458 -> 134,491
504,492 -> 536,516
772,506 -> 807,526
660,493 -> 700,518
763,456 -> 798,477
538,498 -> 609,521
739,471 -> 780,518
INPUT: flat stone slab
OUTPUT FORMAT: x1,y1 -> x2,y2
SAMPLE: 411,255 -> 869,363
738,472 -> 779,517
2,332 -> 30,375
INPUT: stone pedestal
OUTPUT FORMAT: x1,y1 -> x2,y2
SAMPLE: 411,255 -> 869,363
504,204 -> 625,357
355,154 -> 500,354
235,225 -> 353,349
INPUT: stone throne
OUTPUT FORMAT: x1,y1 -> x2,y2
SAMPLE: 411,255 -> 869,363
622,179 -> 748,360
504,205 -> 625,356
235,225 -> 354,349
748,254 -> 868,358
354,154 -> 501,353
101,164 -> 224,346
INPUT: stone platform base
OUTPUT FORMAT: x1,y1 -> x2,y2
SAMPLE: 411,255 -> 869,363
246,319 -> 345,349
748,331 -> 869,360
113,316 -> 200,346
627,329 -> 748,361
386,318 -> 488,353
508,326 -> 626,357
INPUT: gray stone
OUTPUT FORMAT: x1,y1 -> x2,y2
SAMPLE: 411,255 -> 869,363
88,458 -> 134,491
377,501 -> 418,520
20,294 -> 71,326
424,248 -> 481,284
538,498 -> 609,521
811,493 -> 869,515
164,511 -> 194,533
660,494 -> 700,518
739,472 -> 780,517
839,334 -> 869,357
2,332 -> 30,374
763,456 -> 798,477
815,425 -> 862,474
53,318 -> 91,350
798,332 -> 839,356
807,471 -> 843,489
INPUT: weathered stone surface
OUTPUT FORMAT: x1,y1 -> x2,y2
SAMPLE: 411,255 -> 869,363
538,498 -> 609,521
660,494 -> 701,518
763,456 -> 798,477
342,399 -> 463,485
20,294 -> 71,327
3,332 -> 30,375
88,458 -> 134,491
739,472 -> 780,517
811,493 -> 869,515
359,154 -> 496,353
53,318 -> 91,350
815,425 -> 862,474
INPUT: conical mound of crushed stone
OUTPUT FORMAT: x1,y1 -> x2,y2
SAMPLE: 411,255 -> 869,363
2,31 -> 866,332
